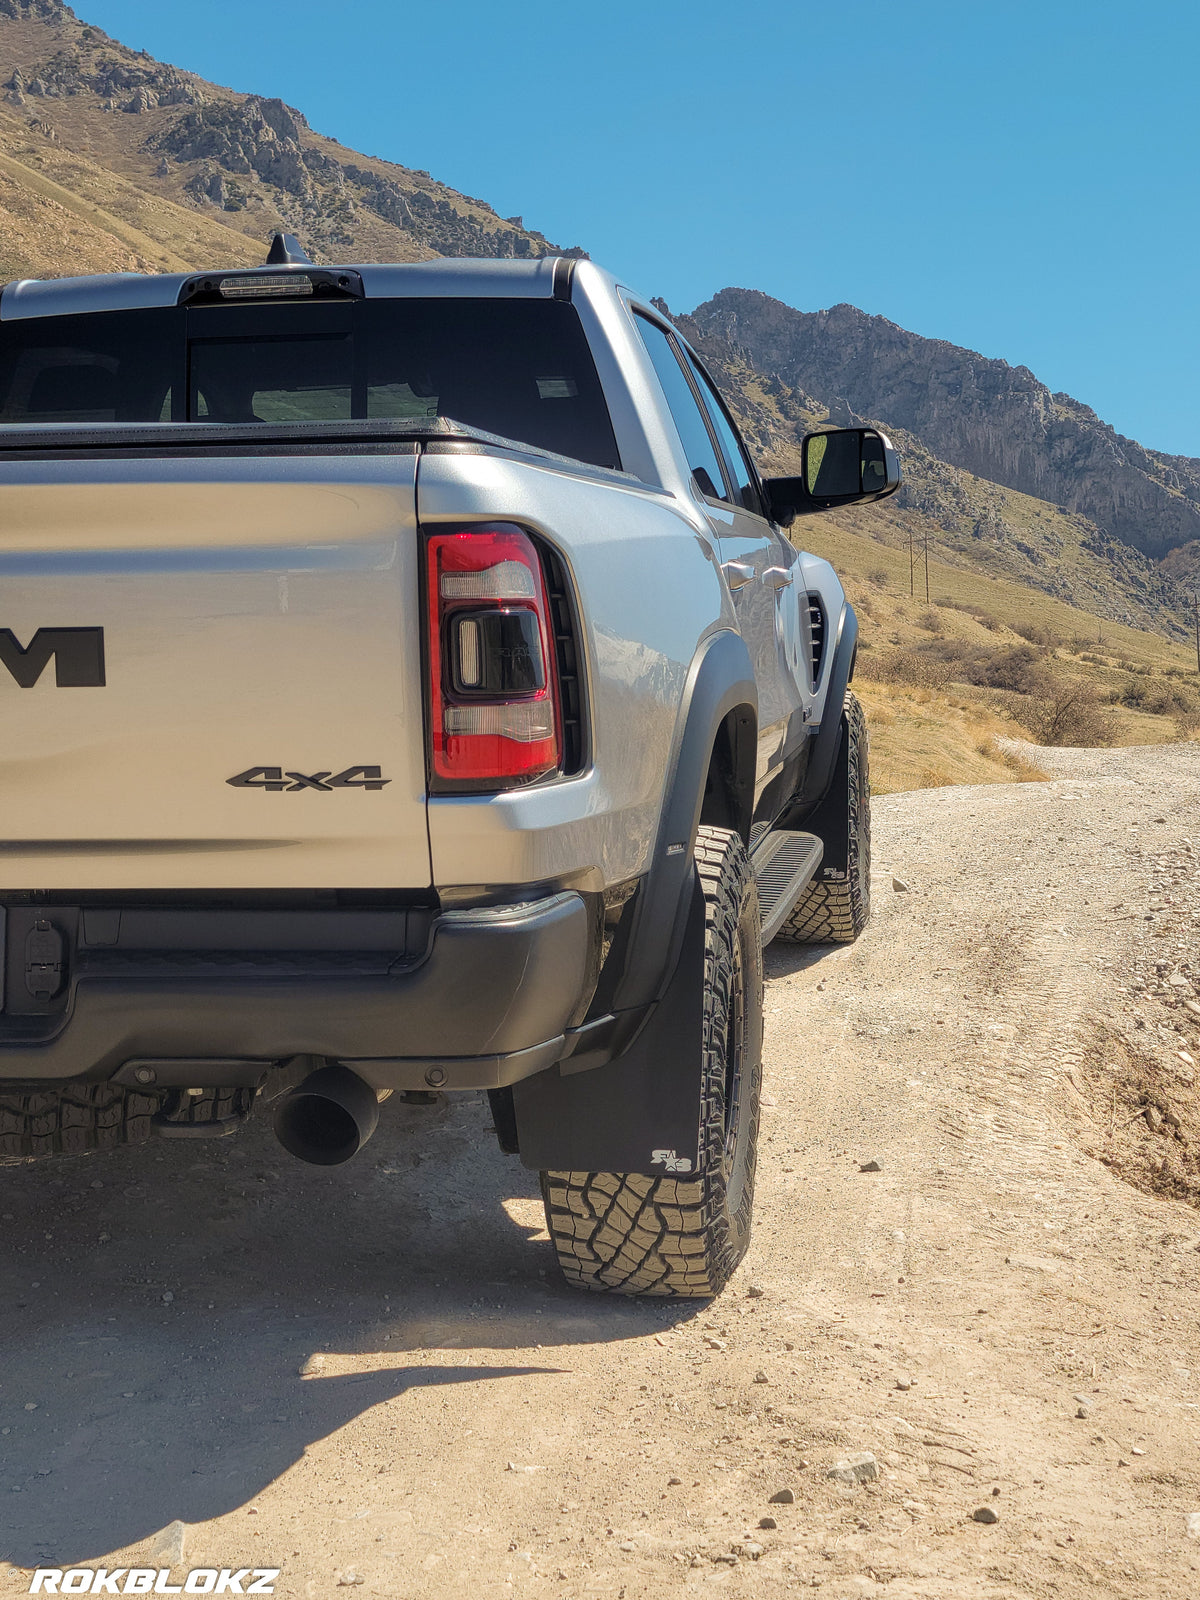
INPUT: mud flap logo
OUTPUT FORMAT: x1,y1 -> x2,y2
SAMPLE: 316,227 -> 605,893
651,1149 -> 692,1173
227,766 -> 390,792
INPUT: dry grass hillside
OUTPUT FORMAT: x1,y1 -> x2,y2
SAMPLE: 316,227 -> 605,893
0,103 -> 259,277
806,508 -> 1200,793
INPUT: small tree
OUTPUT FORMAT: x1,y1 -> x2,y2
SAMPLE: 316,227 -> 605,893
1029,681 -> 1113,747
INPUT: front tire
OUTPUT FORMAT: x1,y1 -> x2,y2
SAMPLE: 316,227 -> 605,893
775,689 -> 870,944
540,825 -> 763,1297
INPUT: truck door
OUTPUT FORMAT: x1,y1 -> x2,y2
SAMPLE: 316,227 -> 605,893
677,345 -> 811,767
632,314 -> 804,794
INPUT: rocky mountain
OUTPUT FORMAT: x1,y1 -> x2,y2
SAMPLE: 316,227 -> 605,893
0,0 -> 583,265
662,304 -> 1192,635
0,0 -> 1194,638
687,290 -> 1200,572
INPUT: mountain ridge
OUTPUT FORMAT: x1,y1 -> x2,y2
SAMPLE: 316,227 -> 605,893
689,287 -> 1200,568
0,0 -> 584,266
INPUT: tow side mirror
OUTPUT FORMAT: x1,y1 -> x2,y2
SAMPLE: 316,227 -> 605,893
763,427 -> 901,526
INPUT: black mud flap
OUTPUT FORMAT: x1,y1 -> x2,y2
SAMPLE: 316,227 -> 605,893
511,877 -> 705,1176
796,705 -> 852,877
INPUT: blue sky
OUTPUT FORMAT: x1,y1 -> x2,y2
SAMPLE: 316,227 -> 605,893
79,0 -> 1199,456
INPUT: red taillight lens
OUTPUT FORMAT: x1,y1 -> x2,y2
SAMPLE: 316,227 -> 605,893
426,525 -> 562,788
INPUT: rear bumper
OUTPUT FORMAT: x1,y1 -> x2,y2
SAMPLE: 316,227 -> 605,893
0,892 -> 593,1090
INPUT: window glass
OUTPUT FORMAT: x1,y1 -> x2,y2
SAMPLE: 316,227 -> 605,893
0,307 -> 178,424
683,350 -> 762,515
0,298 -> 620,469
190,333 -> 353,424
362,299 -> 618,466
634,313 -> 730,502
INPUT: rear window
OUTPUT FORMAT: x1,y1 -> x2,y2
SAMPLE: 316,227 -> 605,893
0,297 -> 621,469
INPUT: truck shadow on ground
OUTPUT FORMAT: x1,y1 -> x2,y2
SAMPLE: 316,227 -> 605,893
0,1096 -> 698,1565
763,939 -> 846,982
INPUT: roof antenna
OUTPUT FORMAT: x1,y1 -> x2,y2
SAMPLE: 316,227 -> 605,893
265,232 -> 312,266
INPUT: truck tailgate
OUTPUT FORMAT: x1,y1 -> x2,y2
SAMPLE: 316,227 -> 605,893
0,452 -> 430,889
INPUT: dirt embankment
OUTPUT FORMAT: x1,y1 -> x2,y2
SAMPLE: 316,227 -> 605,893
3,741 -> 1200,1600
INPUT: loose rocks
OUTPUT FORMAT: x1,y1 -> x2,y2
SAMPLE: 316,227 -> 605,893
769,1487 -> 796,1504
150,1522 -> 186,1565
972,1506 -> 1000,1525
828,1453 -> 878,1485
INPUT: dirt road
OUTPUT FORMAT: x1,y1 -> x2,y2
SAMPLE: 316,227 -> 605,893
3,741 -> 1200,1600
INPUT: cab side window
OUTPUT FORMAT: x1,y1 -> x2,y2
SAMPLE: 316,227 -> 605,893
634,313 -> 731,504
682,350 -> 764,517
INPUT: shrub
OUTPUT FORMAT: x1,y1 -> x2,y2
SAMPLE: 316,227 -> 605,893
979,644 -> 1047,694
855,648 -> 954,690
867,569 -> 890,588
916,607 -> 943,633
1013,622 -> 1063,648
1021,681 -> 1114,746
1117,678 -> 1199,716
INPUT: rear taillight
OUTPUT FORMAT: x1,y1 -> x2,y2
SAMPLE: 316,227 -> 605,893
426,525 -> 563,789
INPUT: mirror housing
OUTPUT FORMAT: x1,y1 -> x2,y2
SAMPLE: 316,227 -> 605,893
763,427 -> 901,527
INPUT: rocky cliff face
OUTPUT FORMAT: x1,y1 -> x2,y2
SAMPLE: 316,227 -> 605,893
0,0 -> 584,264
689,290 -> 1200,566
662,303 -> 1190,631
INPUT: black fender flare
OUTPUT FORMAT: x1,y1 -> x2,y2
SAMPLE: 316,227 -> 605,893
509,630 -> 756,1174
611,628 -> 757,1014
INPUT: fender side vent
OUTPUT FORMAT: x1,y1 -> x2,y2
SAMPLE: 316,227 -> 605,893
540,544 -> 587,775
807,595 -> 826,685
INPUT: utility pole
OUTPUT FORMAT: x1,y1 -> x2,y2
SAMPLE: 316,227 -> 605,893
1193,592 -> 1199,675
923,528 -> 930,603
909,527 -> 915,598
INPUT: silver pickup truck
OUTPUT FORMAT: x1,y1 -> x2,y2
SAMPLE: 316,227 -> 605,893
0,236 -> 899,1297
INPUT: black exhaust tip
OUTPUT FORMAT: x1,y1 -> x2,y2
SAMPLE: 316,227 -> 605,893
273,1063 -> 381,1166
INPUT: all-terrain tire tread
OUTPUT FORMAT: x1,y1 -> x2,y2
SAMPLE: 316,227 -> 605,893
541,824 -> 763,1299
775,690 -> 871,944
0,1085 -> 161,1159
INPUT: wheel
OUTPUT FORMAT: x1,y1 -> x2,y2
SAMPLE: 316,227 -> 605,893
540,824 -> 763,1297
0,1084 -> 161,1160
775,689 -> 870,944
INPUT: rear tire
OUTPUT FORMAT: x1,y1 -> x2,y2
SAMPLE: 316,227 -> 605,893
540,824 -> 763,1297
775,689 -> 870,944
0,1084 -> 160,1160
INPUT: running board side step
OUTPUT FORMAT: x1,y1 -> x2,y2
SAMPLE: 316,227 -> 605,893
751,829 -> 823,945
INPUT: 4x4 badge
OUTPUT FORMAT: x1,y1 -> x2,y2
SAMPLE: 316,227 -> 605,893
227,766 -> 391,793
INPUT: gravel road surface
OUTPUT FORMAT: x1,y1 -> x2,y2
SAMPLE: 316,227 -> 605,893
3,740 -> 1200,1599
